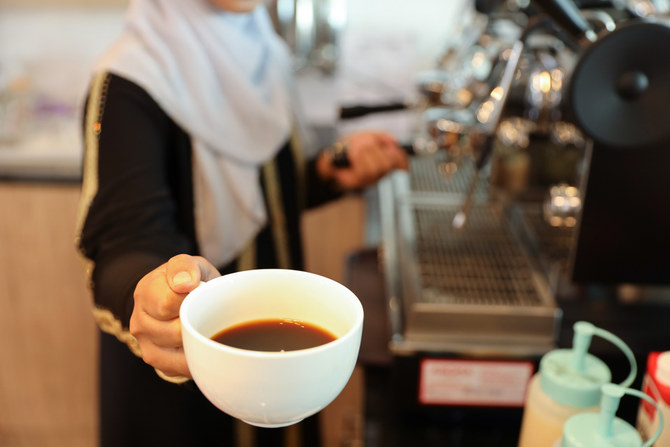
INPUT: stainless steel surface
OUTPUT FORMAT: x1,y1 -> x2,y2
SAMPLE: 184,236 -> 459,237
450,39 -> 524,230
519,202 -> 575,293
409,150 -> 499,196
379,153 -> 562,357
272,0 -> 346,74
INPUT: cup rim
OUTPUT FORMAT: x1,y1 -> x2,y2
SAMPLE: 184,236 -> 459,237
179,269 -> 364,359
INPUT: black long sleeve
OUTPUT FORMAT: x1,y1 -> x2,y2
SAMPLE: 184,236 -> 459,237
78,73 -> 342,331
79,75 -> 197,328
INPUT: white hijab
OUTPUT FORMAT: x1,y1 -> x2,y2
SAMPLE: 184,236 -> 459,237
94,0 -> 295,266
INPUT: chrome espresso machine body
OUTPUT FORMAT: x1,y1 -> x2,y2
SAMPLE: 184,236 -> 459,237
373,0 -> 670,390
379,34 -> 565,358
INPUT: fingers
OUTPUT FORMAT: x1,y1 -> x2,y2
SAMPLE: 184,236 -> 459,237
366,132 -> 409,171
134,264 -> 184,321
166,254 -> 221,294
139,343 -> 190,379
331,132 -> 409,189
130,303 -> 189,377
129,254 -> 221,378
372,131 -> 399,148
349,142 -> 394,184
378,136 -> 409,171
135,254 -> 220,320
131,308 -> 183,347
132,304 -> 188,378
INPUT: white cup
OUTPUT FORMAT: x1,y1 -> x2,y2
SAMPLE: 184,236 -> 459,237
179,269 -> 364,428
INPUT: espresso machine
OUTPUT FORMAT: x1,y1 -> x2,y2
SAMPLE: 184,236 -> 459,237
377,0 -> 670,354
354,1 -> 670,444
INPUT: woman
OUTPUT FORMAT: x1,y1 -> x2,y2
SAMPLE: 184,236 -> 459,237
75,0 -> 407,445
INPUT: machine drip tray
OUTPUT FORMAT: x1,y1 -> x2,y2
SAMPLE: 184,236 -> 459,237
379,169 -> 562,357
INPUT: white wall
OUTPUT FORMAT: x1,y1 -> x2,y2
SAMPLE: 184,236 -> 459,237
297,0 -> 474,131
0,8 -> 125,106
0,1 -> 473,109
346,0 -> 473,69
0,1 -> 473,158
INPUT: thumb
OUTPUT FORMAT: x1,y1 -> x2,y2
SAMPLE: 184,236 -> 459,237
166,254 -> 220,293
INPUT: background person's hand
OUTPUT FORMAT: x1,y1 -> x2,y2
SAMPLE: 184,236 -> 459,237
130,254 -> 220,378
317,131 -> 409,190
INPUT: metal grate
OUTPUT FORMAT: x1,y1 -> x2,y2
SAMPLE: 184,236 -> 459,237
379,157 -> 561,354
409,152 -> 489,196
405,203 -> 546,307
397,152 -> 549,307
379,148 -> 561,354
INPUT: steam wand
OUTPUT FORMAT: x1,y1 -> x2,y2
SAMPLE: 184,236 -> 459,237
452,39 -> 524,230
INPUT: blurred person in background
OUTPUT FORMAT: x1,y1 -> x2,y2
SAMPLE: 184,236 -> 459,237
75,0 -> 407,446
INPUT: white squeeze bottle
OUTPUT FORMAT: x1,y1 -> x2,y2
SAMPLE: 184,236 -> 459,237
556,383 -> 664,447
517,321 -> 637,447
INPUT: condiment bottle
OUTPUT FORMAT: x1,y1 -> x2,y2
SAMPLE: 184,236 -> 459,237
517,321 -> 637,447
637,351 -> 670,446
557,383 -> 664,447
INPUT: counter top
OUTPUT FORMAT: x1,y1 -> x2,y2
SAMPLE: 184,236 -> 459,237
0,115 -> 82,182
0,7 -> 125,183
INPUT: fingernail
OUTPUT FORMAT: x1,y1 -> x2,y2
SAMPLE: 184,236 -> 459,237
173,271 -> 192,286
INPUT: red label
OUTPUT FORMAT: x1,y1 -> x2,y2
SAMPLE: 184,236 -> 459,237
641,375 -> 659,420
418,358 -> 534,407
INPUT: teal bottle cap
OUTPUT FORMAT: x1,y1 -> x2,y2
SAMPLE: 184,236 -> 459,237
540,348 -> 611,408
539,321 -> 636,408
561,384 -> 663,447
560,409 -> 642,447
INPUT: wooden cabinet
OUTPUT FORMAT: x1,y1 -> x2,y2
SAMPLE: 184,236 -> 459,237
0,182 -> 97,447
302,195 -> 367,447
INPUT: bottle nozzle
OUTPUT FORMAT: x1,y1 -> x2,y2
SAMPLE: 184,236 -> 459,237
597,384 -> 664,447
598,383 -> 625,438
570,321 -> 637,389
572,321 -> 595,373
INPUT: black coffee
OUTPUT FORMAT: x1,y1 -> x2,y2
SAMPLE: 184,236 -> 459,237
211,318 -> 336,352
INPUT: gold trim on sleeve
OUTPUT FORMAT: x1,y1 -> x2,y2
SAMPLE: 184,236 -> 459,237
74,72 -> 190,385
290,126 -> 307,213
262,160 -> 291,269
236,239 -> 257,272
74,71 -> 109,269
92,306 -> 141,356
